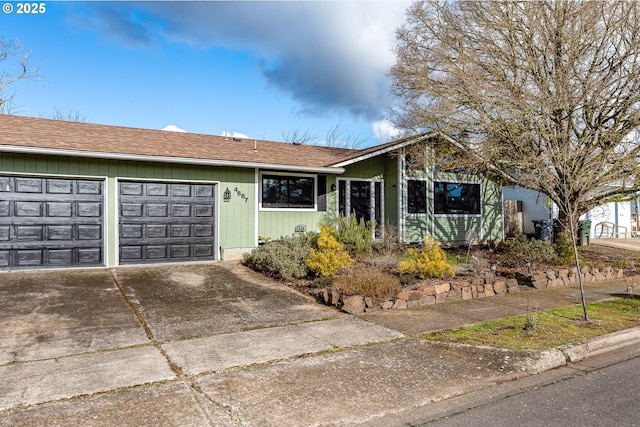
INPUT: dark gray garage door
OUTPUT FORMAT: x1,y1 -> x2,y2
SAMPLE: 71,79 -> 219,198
119,181 -> 217,264
0,175 -> 104,270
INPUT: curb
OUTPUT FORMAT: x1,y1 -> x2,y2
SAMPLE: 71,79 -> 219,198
558,326 -> 640,363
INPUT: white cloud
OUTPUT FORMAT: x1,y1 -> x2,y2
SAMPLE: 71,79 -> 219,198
162,124 -> 187,132
372,119 -> 401,143
90,2 -> 412,121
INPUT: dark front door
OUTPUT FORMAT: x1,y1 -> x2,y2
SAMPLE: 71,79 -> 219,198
118,180 -> 217,264
0,175 -> 104,270
338,180 -> 383,236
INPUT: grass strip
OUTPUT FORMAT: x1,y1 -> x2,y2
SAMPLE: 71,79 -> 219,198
421,297 -> 640,350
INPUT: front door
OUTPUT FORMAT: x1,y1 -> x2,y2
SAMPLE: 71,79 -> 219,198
338,179 -> 383,237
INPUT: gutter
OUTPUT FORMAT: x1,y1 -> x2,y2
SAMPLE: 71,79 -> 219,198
0,145 -> 346,175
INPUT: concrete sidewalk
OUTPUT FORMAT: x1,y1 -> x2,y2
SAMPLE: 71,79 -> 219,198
0,262 -> 639,426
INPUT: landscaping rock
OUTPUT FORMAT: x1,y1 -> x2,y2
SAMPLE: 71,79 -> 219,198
434,283 -> 450,294
381,300 -> 394,310
342,295 -> 366,314
393,299 -> 408,309
421,285 -> 436,296
418,295 -> 436,306
493,281 -> 507,294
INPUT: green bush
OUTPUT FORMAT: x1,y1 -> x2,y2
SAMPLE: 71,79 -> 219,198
399,238 -> 455,279
503,235 -> 556,265
242,234 -> 312,281
554,231 -> 578,265
324,214 -> 374,258
333,265 -> 402,300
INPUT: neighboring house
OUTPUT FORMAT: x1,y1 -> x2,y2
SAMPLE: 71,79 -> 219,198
0,115 -> 503,270
503,186 -> 554,235
503,186 -> 633,239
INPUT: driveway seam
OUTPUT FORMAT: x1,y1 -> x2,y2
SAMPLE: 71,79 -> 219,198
108,269 -> 185,377
107,269 -> 240,425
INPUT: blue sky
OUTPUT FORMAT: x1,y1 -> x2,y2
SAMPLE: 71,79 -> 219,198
1,1 -> 412,146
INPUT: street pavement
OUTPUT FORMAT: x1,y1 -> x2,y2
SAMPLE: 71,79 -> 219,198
0,261 -> 639,426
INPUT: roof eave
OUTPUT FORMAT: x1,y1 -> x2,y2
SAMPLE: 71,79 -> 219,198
0,145 -> 346,175
329,132 -> 439,168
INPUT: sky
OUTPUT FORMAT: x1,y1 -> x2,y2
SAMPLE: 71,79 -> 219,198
1,0 -> 412,147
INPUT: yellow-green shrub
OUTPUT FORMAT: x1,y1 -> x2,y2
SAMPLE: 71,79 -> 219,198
306,225 -> 354,277
399,238 -> 455,279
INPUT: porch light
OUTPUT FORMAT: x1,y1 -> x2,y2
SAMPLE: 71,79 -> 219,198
331,183 -> 336,191
223,187 -> 231,202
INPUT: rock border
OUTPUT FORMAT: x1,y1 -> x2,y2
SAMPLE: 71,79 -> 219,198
316,265 -> 624,314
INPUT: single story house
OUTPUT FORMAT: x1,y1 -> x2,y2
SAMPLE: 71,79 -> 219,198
0,115 -> 503,270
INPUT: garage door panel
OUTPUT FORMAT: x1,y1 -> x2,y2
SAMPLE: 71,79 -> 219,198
49,249 -> 73,265
47,202 -> 72,217
47,179 -> 73,194
15,177 -> 43,193
49,225 -> 73,240
0,175 -> 104,270
118,180 -> 216,264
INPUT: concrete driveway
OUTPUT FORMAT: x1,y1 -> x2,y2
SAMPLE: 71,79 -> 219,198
0,262 -> 402,423
3,262 -> 635,426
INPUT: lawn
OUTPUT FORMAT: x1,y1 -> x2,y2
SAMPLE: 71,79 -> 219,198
421,297 -> 640,350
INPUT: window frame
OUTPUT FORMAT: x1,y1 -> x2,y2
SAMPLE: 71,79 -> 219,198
406,178 -> 428,214
433,181 -> 482,216
259,172 -> 317,211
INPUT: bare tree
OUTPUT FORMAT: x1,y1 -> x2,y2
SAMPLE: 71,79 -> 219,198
392,1 -> 640,320
0,38 -> 41,114
281,122 -> 367,148
281,128 -> 317,145
40,107 -> 87,123
324,120 -> 368,149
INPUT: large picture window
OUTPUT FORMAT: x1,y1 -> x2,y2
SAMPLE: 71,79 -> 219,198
261,174 -> 315,209
434,181 -> 480,215
407,179 -> 427,214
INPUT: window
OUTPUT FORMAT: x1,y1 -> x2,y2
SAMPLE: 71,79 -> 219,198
261,174 -> 314,209
407,179 -> 427,214
434,182 -> 480,215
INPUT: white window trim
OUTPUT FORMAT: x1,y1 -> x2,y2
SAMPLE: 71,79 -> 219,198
433,180 -> 483,217
258,171 -> 318,212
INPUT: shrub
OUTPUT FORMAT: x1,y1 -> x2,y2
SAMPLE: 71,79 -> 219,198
306,225 -> 354,277
554,231 -> 582,265
333,265 -> 402,300
399,238 -> 455,279
242,234 -> 312,281
324,214 -> 374,258
503,235 -> 556,265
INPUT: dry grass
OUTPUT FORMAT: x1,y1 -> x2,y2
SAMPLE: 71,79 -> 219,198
333,266 -> 402,300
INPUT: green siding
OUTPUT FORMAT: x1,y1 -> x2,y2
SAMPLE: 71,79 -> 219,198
430,175 -> 503,243
258,176 -> 336,239
342,156 -> 386,180
1,153 -> 256,265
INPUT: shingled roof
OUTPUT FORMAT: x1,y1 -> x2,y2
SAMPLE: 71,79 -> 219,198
0,115 -> 427,173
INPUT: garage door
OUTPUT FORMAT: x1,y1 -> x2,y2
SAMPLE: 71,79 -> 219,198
118,181 -> 217,264
0,175 -> 104,270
